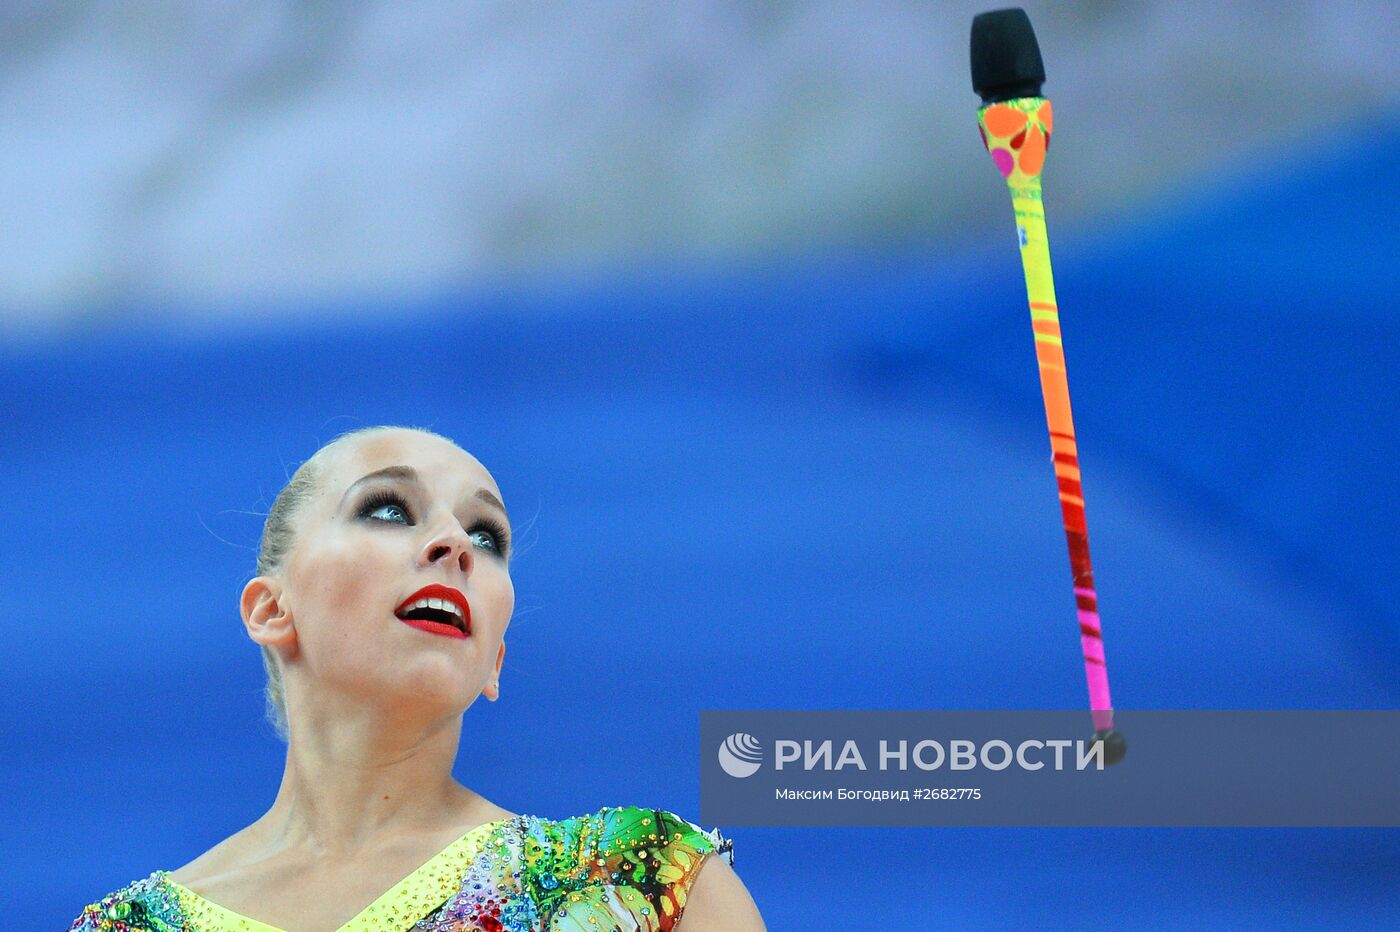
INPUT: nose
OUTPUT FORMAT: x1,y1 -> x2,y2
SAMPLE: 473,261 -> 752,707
419,523 -> 474,576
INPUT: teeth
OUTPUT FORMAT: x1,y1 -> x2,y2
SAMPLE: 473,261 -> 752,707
401,596 -> 464,621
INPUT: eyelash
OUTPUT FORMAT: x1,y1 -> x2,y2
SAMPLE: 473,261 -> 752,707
357,489 -> 510,557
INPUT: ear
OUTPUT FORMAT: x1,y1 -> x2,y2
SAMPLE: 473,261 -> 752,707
242,576 -> 297,653
482,640 -> 506,701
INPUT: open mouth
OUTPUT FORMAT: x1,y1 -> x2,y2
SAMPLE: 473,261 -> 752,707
394,587 -> 471,639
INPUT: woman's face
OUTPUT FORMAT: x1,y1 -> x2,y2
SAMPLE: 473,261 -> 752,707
263,429 -> 514,726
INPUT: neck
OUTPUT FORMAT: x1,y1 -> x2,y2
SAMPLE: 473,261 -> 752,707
258,706 -> 477,859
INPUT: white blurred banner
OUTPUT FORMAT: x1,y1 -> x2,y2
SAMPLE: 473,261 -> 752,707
2,0 -> 1396,329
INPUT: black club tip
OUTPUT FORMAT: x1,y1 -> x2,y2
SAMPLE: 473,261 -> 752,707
970,8 -> 1046,104
1091,728 -> 1127,766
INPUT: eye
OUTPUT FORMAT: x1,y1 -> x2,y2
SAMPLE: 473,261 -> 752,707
469,519 -> 510,558
358,489 -> 413,525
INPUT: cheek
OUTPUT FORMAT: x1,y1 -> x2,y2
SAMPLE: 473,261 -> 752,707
298,539 -> 396,633
481,572 -> 514,632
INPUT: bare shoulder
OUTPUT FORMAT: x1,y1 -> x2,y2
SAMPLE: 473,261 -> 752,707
473,802 -> 520,825
677,851 -> 766,931
166,832 -> 249,886
165,817 -> 282,888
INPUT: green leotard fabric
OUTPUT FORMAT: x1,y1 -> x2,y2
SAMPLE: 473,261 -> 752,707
67,805 -> 733,931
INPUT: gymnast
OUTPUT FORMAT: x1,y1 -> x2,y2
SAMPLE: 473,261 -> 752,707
69,424 -> 765,931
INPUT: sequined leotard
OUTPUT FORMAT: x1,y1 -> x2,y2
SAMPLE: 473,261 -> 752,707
67,805 -> 733,931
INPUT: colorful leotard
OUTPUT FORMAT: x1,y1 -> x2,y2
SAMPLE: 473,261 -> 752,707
67,805 -> 733,931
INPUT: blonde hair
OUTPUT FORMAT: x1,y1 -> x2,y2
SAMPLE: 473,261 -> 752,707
253,424 -> 458,742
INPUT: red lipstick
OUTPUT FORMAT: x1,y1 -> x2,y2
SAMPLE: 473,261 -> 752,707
394,584 -> 471,640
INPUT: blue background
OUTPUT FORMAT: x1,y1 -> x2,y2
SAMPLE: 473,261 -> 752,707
9,114 -> 1398,928
4,1 -> 1399,924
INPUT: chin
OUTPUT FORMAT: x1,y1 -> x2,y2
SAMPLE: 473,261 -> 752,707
389,671 -> 475,711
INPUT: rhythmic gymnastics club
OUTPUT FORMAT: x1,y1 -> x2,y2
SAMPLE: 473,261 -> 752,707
970,8 -> 1125,765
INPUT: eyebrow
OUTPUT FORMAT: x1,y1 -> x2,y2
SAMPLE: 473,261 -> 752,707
340,465 -> 510,524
